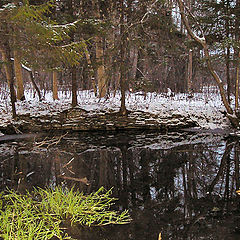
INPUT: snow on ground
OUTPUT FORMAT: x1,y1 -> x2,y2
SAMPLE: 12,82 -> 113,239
0,89 -> 230,131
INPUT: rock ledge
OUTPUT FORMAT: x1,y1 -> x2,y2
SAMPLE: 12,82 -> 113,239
0,108 -> 197,134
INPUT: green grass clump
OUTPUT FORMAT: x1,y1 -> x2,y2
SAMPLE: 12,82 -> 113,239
0,187 -> 131,240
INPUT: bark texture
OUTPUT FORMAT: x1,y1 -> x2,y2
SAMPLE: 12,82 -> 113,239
72,66 -> 77,107
53,71 -> 59,100
0,46 -> 17,119
13,50 -> 25,101
96,37 -> 107,98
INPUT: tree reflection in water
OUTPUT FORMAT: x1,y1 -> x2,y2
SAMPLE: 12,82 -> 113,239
0,131 -> 240,239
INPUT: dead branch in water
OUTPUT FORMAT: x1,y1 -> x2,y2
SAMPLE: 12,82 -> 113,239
33,132 -> 68,149
58,175 -> 90,185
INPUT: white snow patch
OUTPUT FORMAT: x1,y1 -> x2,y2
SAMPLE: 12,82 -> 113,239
0,89 -> 231,130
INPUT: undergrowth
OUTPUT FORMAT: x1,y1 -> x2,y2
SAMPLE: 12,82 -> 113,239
0,187 -> 131,240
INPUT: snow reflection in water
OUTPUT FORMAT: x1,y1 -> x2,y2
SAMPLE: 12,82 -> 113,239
0,131 -> 240,240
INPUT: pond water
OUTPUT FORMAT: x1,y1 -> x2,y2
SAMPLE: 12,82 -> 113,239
1,130 -> 240,240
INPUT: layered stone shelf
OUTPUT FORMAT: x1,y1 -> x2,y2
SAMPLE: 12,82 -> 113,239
0,107 -> 197,134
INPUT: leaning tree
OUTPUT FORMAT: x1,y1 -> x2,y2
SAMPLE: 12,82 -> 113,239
177,0 -> 240,127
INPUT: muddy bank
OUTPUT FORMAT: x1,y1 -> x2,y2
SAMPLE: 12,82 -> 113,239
0,108 -> 197,134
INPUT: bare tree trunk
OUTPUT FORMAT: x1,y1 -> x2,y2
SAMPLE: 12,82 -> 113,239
113,70 -> 121,97
92,0 -> 107,98
235,0 -> 240,110
226,0 -> 231,104
187,48 -> 193,94
72,66 -> 77,107
67,0 -> 78,107
236,52 -> 240,110
129,46 -> 138,81
83,44 -> 97,96
203,47 -> 234,115
108,0 -> 121,96
0,46 -> 17,119
187,0 -> 193,94
13,50 -> 25,101
226,47 -> 231,103
96,37 -> 107,98
1,48 -> 12,87
52,70 -> 59,100
28,70 -> 42,101
119,0 -> 127,115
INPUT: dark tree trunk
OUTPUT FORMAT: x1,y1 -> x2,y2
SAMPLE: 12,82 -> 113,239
29,70 -> 42,101
119,0 -> 127,115
1,42 -> 17,119
226,0 -> 231,103
235,144 -> 240,189
72,66 -> 77,107
234,0 -> 240,110
226,47 -> 231,103
9,73 -> 17,119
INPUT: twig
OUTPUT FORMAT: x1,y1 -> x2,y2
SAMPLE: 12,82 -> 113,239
62,157 -> 74,169
140,0 -> 159,24
58,175 -> 90,185
12,125 -> 23,134
33,132 -> 68,149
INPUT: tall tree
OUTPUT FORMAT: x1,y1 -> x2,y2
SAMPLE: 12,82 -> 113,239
119,0 -> 127,115
198,0 -> 237,101
12,0 -> 25,101
186,0 -> 193,95
0,45 -> 17,119
0,8 -> 17,118
177,0 -> 239,127
92,0 -> 107,98
235,0 -> 240,110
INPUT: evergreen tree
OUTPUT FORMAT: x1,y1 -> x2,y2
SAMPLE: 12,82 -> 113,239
0,0 -> 86,114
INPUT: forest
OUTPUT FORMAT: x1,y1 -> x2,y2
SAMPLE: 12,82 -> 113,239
2,1 -> 240,240
0,0 -> 240,129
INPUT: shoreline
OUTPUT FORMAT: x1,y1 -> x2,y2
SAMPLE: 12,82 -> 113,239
0,91 -> 232,134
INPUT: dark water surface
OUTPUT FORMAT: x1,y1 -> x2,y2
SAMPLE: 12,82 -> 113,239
1,130 -> 240,240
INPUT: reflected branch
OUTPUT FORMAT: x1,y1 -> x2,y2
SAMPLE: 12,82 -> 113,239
208,141 -> 234,194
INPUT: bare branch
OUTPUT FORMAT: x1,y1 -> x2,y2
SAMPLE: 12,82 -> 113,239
184,3 -> 205,39
140,0 -> 160,24
176,0 -> 205,45
176,0 -> 236,122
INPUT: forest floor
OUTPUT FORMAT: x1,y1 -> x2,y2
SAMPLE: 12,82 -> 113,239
0,89 -> 232,135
